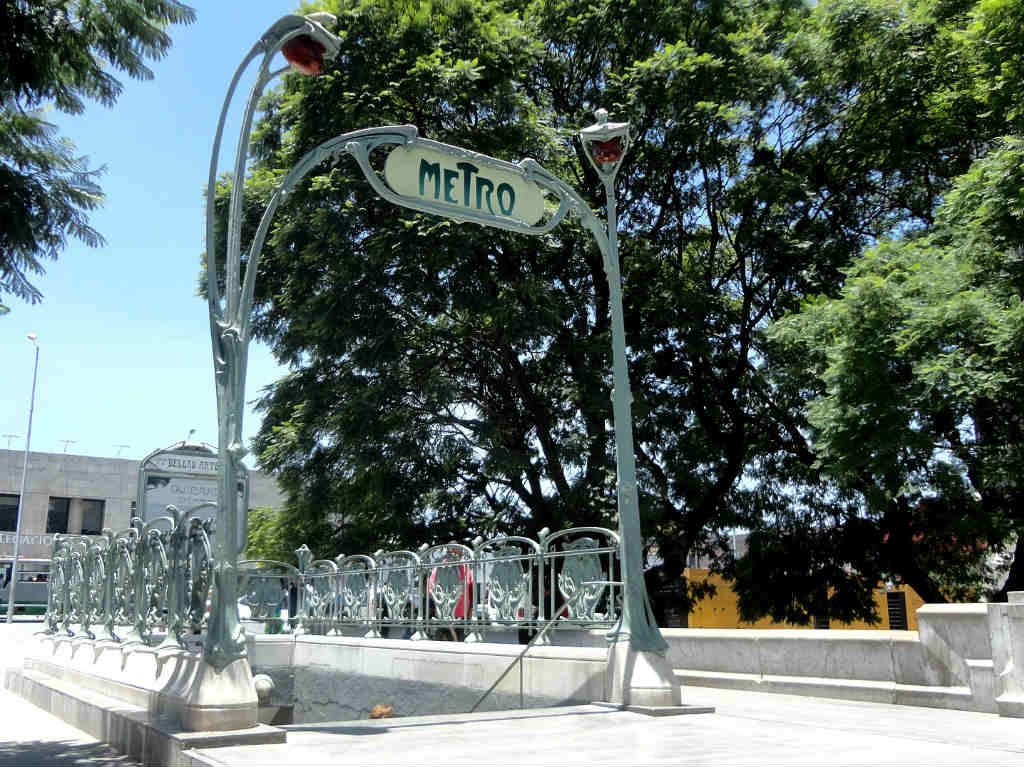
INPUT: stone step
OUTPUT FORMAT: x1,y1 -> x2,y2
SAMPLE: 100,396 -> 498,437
673,668 -> 981,710
5,666 -> 285,767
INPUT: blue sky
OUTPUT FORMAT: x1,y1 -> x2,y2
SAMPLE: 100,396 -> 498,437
0,1 -> 305,463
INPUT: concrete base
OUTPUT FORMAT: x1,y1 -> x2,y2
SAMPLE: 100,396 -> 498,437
605,641 -> 682,707
673,669 -> 976,709
267,633 -> 609,707
5,665 -> 284,767
26,635 -> 259,732
661,619 -> 1006,714
181,657 -> 258,731
989,591 -> 1024,717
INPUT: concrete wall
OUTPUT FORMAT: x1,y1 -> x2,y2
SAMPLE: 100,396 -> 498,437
247,633 -> 608,721
662,602 -> 1012,713
243,600 -> 1022,718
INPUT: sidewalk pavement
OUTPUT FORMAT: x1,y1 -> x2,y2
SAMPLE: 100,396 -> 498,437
0,622 -> 137,767
3,621 -> 1023,766
192,684 -> 1024,766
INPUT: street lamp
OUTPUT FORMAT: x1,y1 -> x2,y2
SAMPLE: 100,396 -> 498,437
6,333 -> 40,624
195,13 -> 341,730
577,112 -> 679,706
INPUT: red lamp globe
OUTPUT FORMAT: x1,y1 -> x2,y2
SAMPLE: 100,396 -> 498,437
282,35 -> 327,76
579,109 -> 630,178
590,137 -> 624,165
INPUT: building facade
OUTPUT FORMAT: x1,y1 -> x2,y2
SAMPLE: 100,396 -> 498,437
0,448 -> 285,561
680,532 -> 925,630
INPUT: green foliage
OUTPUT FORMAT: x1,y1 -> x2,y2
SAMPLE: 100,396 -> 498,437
244,507 -> 290,562
0,0 -> 195,306
225,0 -> 1024,619
0,107 -> 103,303
766,138 -> 1024,608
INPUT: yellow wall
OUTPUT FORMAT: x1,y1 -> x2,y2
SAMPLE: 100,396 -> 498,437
683,568 -> 925,631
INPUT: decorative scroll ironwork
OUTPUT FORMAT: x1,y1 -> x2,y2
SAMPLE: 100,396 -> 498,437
43,506 -> 219,646
423,543 -> 474,628
237,559 -> 299,632
375,550 -> 421,637
109,530 -> 136,640
45,521 -> 622,645
136,519 -> 170,642
336,555 -> 374,628
301,558 -> 337,634
475,536 -> 541,629
544,527 -> 620,625
187,518 -> 214,635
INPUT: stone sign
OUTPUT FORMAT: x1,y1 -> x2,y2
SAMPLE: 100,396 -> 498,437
137,443 -> 248,550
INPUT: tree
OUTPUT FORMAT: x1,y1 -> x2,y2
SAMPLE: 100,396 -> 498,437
0,0 -> 195,308
231,0 -> 1016,619
739,0 -> 1024,620
245,506 -> 300,563
764,139 -> 1024,611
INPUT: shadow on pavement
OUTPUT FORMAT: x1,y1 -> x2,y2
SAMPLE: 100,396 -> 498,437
0,740 -> 136,767
285,704 -> 620,736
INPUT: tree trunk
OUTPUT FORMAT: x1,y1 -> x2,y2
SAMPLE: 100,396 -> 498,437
992,532 -> 1024,602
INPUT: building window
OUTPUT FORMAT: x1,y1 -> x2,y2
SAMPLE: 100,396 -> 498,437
81,499 -> 105,535
887,591 -> 909,631
46,497 -> 71,534
0,494 -> 19,532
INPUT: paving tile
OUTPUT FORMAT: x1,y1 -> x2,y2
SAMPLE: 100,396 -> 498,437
193,687 -> 1024,766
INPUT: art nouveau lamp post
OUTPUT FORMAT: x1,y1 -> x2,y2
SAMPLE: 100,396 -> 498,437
578,110 -> 666,651
577,113 -> 678,706
196,13 -> 340,729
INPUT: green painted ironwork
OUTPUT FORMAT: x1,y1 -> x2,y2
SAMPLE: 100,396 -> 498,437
237,525 -> 621,639
203,13 -> 667,673
202,14 -> 342,672
44,508 -> 213,645
41,520 -> 629,647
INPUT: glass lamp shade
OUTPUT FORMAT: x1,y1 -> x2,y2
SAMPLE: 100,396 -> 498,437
579,110 -> 630,178
589,137 -> 624,166
282,35 -> 327,75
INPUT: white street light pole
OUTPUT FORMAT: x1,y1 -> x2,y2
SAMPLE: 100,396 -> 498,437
6,333 -> 40,623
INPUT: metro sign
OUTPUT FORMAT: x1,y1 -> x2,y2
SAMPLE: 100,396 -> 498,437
384,143 -> 546,226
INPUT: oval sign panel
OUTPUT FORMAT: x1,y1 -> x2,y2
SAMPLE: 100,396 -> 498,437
384,144 -> 545,225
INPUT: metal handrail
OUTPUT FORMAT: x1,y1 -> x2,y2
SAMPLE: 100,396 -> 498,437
469,580 -> 622,713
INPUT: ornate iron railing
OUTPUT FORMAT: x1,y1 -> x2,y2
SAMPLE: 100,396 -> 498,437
240,526 -> 622,641
45,514 -> 622,645
44,506 -> 214,648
